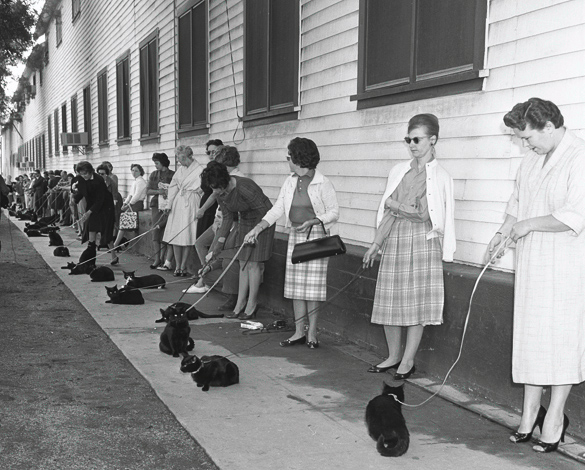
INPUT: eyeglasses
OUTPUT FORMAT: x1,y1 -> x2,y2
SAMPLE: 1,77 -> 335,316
205,151 -> 211,156
286,155 -> 292,161
404,136 -> 430,145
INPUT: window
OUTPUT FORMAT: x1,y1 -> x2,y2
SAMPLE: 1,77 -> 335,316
116,52 -> 131,140
139,30 -> 159,139
83,85 -> 92,146
53,109 -> 59,155
72,0 -> 81,21
97,70 -> 108,144
71,94 -> 78,153
42,134 -> 46,168
61,102 -> 68,154
177,0 -> 208,133
55,10 -> 62,46
48,115 -> 52,157
352,0 -> 487,109
244,0 -> 299,124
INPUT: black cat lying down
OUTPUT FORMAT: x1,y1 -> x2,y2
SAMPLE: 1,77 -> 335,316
180,355 -> 239,392
90,266 -> 115,282
123,270 -> 166,289
365,382 -> 409,457
159,308 -> 195,357
155,302 -> 224,323
60,243 -> 97,273
104,285 -> 145,305
53,246 -> 70,257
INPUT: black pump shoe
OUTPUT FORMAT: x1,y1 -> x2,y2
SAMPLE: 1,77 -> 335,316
532,415 -> 569,453
280,336 -> 307,347
367,361 -> 401,373
394,365 -> 416,380
510,406 -> 547,443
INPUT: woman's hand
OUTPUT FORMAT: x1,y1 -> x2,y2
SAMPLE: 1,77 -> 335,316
294,219 -> 319,233
205,251 -> 214,263
362,243 -> 380,269
195,208 -> 204,219
485,233 -> 507,263
510,220 -> 533,243
244,226 -> 262,245
384,197 -> 396,210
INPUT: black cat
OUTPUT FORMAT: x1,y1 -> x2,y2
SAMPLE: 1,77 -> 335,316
365,382 -> 409,457
61,261 -> 94,275
37,214 -> 59,225
105,285 -> 145,305
48,231 -> 64,246
90,266 -> 115,282
17,210 -> 37,221
25,229 -> 44,237
180,355 -> 239,392
155,302 -> 224,323
123,270 -> 166,289
159,309 -> 195,357
79,242 -> 97,268
40,225 -> 60,234
53,246 -> 70,257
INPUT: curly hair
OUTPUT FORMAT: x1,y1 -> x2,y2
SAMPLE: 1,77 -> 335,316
152,152 -> 170,168
214,145 -> 240,167
131,164 -> 145,176
175,145 -> 194,159
76,161 -> 95,174
96,164 -> 110,175
288,137 -> 320,170
201,161 -> 231,190
503,97 -> 564,131
408,114 -> 440,139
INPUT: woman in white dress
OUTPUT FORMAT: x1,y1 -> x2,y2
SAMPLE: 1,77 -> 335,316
487,98 -> 585,453
162,145 -> 204,276
112,164 -> 147,252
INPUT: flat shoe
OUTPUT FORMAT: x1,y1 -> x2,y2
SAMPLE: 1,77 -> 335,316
157,265 -> 171,271
173,270 -> 182,277
394,365 -> 416,381
150,263 -> 161,269
367,361 -> 401,373
280,336 -> 307,347
307,341 -> 319,349
110,257 -> 119,266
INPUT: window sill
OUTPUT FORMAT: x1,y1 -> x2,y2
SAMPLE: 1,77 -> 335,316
177,125 -> 209,138
98,141 -> 109,148
116,137 -> 132,145
351,70 -> 485,109
139,135 -> 160,144
242,107 -> 299,128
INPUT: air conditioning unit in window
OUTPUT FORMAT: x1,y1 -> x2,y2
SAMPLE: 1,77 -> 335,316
60,132 -> 89,146
19,161 -> 34,168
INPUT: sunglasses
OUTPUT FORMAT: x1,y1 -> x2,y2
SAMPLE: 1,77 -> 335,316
205,151 -> 212,155
404,136 -> 430,145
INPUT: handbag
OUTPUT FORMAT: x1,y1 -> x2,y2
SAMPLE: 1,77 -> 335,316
291,219 -> 346,264
119,211 -> 138,230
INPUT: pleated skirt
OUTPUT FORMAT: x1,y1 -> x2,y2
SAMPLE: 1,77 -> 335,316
371,218 -> 444,326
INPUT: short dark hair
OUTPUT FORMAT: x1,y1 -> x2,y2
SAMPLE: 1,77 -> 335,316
102,161 -> 113,172
131,164 -> 145,176
201,161 -> 231,190
503,97 -> 564,131
76,161 -> 94,174
408,114 -> 440,139
96,164 -> 110,175
214,145 -> 240,167
152,152 -> 170,168
205,139 -> 224,150
288,137 -> 320,170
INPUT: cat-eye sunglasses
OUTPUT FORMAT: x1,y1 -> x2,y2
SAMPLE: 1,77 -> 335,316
404,136 -> 430,145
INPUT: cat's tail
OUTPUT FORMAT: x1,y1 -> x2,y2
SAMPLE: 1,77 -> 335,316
186,338 -> 195,351
376,432 -> 409,457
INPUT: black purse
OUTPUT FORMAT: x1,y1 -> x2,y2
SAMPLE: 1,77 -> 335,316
291,219 -> 346,264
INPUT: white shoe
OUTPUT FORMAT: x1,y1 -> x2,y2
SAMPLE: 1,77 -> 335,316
182,284 -> 209,294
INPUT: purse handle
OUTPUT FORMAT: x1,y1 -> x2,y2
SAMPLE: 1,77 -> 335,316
305,218 -> 327,240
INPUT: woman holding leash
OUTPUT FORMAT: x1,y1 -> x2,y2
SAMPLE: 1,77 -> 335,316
363,114 -> 455,380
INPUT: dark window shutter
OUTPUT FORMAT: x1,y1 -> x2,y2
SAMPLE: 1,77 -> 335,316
178,11 -> 193,128
61,103 -> 67,153
54,109 -> 59,154
83,85 -> 92,145
269,0 -> 297,108
192,3 -> 207,125
147,42 -> 158,135
245,0 -> 269,114
139,46 -> 148,136
48,115 -> 52,157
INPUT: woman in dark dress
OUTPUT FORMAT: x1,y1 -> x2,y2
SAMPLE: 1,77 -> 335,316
203,161 -> 276,320
73,161 -> 117,264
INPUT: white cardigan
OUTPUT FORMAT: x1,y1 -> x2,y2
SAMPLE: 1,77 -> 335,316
376,159 -> 456,262
262,169 -> 339,234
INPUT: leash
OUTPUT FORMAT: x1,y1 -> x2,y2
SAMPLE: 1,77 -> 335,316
390,236 -> 513,408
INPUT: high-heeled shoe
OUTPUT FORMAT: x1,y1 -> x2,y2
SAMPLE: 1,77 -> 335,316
394,365 -> 416,380
510,406 -> 547,443
280,336 -> 307,347
110,257 -> 119,266
532,415 -> 569,453
238,305 -> 259,320
307,341 -> 319,349
225,309 -> 244,319
367,361 -> 401,374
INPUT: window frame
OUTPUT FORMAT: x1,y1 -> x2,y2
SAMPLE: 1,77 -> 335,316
72,0 -> 81,22
97,68 -> 109,146
47,115 -> 53,157
53,108 -> 59,156
176,0 -> 209,137
242,0 -> 300,127
139,29 -> 160,142
61,101 -> 68,155
351,0 -> 487,109
116,50 -> 132,142
71,93 -> 79,153
55,9 -> 63,47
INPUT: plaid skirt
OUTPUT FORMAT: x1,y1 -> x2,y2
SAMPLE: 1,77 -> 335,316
371,218 -> 444,326
284,224 -> 329,301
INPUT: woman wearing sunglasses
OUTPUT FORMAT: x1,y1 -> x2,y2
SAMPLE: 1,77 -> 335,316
362,113 -> 456,380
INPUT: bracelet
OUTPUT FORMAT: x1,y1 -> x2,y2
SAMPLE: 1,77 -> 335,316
496,231 -> 502,235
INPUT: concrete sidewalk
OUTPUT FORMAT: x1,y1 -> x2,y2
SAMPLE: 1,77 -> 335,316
8,215 -> 585,469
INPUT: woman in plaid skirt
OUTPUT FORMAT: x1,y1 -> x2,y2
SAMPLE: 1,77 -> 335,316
245,138 -> 340,349
363,114 -> 456,380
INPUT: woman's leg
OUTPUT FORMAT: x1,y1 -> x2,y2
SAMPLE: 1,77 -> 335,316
376,326 -> 403,368
538,384 -> 572,444
234,262 -> 249,313
172,245 -> 182,272
113,230 -> 126,249
180,246 -> 191,271
88,231 -> 97,244
306,301 -> 322,343
516,385 -> 544,434
289,300 -> 308,340
396,325 -> 424,373
243,261 -> 262,314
